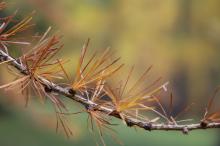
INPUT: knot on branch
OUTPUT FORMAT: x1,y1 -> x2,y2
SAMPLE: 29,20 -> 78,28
0,54 -> 7,61
68,88 -> 76,96
85,103 -> 97,111
16,58 -> 21,64
125,119 -> 135,127
44,85 -> 52,93
182,126 -> 189,134
200,120 -> 208,129
143,122 -> 152,131
109,110 -> 121,118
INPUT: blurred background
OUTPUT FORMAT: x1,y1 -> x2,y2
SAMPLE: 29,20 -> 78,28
1,0 -> 220,145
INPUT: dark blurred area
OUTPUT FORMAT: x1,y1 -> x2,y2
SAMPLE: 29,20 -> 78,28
1,0 -> 220,145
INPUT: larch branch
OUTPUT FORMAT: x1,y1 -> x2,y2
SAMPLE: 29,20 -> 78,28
0,49 -> 219,134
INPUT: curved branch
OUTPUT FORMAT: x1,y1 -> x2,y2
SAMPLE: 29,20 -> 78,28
0,49 -> 219,134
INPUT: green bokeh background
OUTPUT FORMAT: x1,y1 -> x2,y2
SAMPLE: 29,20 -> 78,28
1,0 -> 220,145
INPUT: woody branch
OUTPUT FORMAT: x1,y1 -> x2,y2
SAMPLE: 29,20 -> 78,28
0,49 -> 219,134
